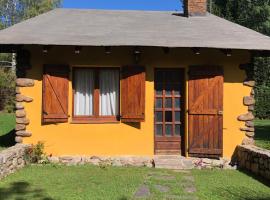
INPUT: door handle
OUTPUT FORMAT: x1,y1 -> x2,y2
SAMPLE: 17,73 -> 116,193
43,111 -> 48,115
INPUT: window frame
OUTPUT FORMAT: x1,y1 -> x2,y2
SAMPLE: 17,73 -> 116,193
72,67 -> 120,123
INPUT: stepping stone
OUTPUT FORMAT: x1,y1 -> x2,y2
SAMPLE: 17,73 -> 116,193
172,170 -> 191,174
154,184 -> 170,193
154,175 -> 176,181
184,185 -> 197,193
134,185 -> 151,198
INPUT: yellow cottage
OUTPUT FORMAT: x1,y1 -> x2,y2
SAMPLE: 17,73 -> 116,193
0,0 -> 270,160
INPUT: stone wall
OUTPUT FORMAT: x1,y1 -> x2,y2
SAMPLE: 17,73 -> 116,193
0,144 -> 30,179
237,145 -> 270,180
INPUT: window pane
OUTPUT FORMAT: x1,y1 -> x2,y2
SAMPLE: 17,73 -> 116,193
155,112 -> 162,122
175,111 -> 181,122
155,124 -> 163,136
165,98 -> 172,108
155,98 -> 162,108
74,69 -> 94,116
165,111 -> 172,122
155,83 -> 162,95
165,85 -> 172,96
175,98 -> 181,108
165,125 -> 172,136
99,69 -> 119,116
174,85 -> 181,96
175,124 -> 181,136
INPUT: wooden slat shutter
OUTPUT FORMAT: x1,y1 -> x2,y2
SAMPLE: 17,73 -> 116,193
121,66 -> 145,122
42,65 -> 69,123
188,66 -> 223,157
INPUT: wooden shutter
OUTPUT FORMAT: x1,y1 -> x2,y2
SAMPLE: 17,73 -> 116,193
188,66 -> 223,157
42,65 -> 69,123
121,66 -> 145,122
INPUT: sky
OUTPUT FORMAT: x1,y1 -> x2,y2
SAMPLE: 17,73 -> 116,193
63,0 -> 183,11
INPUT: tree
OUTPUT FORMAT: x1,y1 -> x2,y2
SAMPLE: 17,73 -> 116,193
209,0 -> 270,118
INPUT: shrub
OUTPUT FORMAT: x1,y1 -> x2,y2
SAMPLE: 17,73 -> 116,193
0,68 -> 15,112
25,141 -> 48,164
255,86 -> 270,119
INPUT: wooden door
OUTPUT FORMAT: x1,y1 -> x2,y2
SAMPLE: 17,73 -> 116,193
154,69 -> 185,155
188,66 -> 223,158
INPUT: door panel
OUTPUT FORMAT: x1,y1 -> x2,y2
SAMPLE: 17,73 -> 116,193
154,69 -> 185,155
188,66 -> 223,157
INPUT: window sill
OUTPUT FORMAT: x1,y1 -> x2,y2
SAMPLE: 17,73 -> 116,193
71,117 -> 120,124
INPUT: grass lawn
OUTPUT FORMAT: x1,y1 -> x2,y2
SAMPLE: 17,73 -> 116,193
0,165 -> 269,200
255,119 -> 270,150
0,112 -> 15,151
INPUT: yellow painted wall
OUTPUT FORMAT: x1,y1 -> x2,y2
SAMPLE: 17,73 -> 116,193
21,46 -> 250,158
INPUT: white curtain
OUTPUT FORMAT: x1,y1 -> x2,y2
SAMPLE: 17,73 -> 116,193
74,69 -> 94,116
99,70 -> 119,116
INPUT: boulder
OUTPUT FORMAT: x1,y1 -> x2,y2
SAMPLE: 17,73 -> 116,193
16,94 -> 33,103
16,131 -> 32,137
248,105 -> 255,111
16,110 -> 26,118
238,112 -> 254,121
243,80 -> 255,87
16,118 -> 29,125
16,78 -> 34,87
15,124 -> 26,131
240,127 -> 255,132
246,132 -> 255,137
15,136 -> 23,143
16,103 -> 24,110
245,121 -> 254,127
243,96 -> 255,106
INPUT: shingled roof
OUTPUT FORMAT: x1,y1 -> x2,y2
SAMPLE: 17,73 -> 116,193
0,8 -> 270,50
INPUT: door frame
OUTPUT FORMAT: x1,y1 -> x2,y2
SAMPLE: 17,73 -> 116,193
154,68 -> 186,156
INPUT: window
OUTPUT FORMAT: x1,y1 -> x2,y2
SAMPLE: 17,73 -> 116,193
73,68 -> 119,122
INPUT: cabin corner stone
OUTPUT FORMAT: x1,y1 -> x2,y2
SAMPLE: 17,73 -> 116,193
238,63 -> 255,145
15,78 -> 34,143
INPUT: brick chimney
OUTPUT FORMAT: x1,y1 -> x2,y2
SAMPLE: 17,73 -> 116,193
184,0 -> 207,17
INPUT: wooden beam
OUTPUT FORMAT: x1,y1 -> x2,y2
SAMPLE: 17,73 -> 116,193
191,47 -> 200,55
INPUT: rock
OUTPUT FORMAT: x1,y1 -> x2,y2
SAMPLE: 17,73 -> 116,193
243,80 -> 255,87
238,112 -> 254,121
48,156 -> 60,163
242,137 -> 255,145
16,103 -> 24,110
245,121 -> 254,127
134,185 -> 150,198
16,94 -> 33,103
15,124 -> 26,131
16,87 -> 20,94
15,136 -> 23,143
16,131 -> 32,137
243,96 -> 255,106
240,127 -> 255,132
16,110 -> 26,118
16,78 -> 34,87
250,89 -> 255,96
16,118 -> 30,125
246,132 -> 255,137
154,185 -> 170,193
248,105 -> 255,111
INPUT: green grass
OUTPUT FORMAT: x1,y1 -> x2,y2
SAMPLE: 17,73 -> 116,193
0,165 -> 269,200
193,169 -> 270,200
0,112 -> 15,151
255,119 -> 270,150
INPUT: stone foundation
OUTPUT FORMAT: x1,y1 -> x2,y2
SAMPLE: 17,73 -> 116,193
47,155 -> 234,170
0,144 -> 30,179
237,145 -> 270,180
